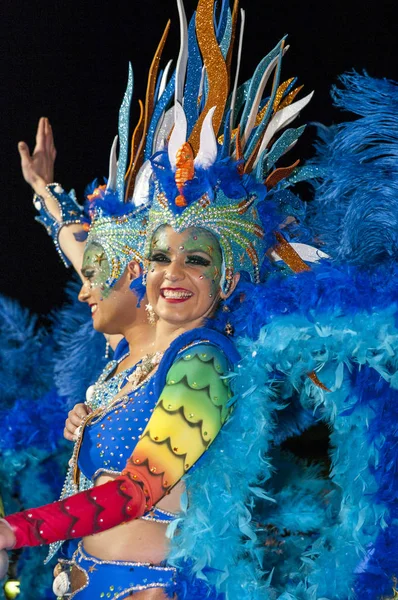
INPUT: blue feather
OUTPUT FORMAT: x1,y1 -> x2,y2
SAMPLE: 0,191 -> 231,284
307,71 -> 398,267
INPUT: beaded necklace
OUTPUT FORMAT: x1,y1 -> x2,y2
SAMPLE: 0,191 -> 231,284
85,352 -> 131,411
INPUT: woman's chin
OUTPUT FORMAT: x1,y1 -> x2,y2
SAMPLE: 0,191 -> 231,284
91,315 -> 108,334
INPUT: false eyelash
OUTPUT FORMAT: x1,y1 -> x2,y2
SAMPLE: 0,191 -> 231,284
148,253 -> 170,263
186,256 -> 211,267
83,270 -> 96,279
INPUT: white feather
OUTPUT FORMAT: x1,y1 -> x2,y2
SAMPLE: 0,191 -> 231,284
253,92 -> 314,167
175,0 -> 188,105
168,102 -> 187,170
270,242 -> 329,264
241,46 -> 289,150
106,135 -> 119,192
155,106 -> 175,153
198,65 -> 206,104
230,9 -> 246,132
158,60 -> 173,100
132,160 -> 153,207
194,106 -> 218,169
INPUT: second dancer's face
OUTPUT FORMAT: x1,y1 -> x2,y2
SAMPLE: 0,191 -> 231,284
146,225 -> 228,329
78,242 -> 139,335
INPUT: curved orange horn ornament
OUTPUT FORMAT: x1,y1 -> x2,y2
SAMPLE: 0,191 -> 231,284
175,142 -> 195,207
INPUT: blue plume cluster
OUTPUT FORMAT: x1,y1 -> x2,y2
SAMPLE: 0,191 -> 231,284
213,258 -> 398,343
83,179 -> 140,218
150,151 -> 269,216
352,372 -> 398,599
0,295 -> 54,407
0,284 -> 108,599
51,278 -> 109,408
181,261 -> 398,598
0,294 -> 71,599
307,71 -> 398,267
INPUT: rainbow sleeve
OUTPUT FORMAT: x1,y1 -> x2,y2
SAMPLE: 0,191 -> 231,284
5,343 -> 234,548
123,343 -> 233,497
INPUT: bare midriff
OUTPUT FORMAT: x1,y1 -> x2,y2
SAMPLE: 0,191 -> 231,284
82,475 -> 184,563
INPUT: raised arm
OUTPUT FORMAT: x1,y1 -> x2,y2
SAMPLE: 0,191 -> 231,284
1,343 -> 233,551
18,117 -> 85,274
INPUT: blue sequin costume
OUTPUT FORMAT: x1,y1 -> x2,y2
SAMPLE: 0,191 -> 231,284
52,327 -> 239,599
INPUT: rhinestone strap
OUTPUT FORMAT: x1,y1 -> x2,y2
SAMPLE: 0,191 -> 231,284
33,183 -> 84,267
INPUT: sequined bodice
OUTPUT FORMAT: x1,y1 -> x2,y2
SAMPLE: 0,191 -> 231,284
46,328 -> 238,563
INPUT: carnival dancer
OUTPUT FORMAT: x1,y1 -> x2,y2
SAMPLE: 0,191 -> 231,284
0,111 -> 255,599
1,0 -> 317,597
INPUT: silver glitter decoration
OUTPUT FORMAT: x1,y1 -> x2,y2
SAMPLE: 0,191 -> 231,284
116,62 -> 134,201
239,38 -> 286,132
243,42 -> 285,160
256,125 -> 306,179
280,165 -> 326,188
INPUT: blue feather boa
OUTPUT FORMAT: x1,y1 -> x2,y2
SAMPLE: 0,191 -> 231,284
0,294 -> 71,599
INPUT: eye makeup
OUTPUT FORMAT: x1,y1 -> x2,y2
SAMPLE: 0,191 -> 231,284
186,255 -> 211,267
82,242 -> 111,296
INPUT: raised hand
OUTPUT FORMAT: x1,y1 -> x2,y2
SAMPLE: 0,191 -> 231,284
18,117 -> 56,194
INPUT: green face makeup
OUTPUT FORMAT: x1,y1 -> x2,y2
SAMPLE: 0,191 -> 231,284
184,227 -> 223,295
82,241 -> 111,297
149,226 -> 223,294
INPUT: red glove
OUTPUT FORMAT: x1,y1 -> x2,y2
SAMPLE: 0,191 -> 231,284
5,474 -> 148,548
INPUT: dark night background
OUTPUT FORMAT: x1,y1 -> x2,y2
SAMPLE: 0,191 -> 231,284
0,0 -> 396,317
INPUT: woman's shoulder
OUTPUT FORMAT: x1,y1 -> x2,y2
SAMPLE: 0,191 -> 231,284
168,327 -> 239,365
154,328 -> 239,397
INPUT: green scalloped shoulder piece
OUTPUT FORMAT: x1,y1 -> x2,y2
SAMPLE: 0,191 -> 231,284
158,343 -> 232,443
167,343 -> 230,402
135,343 -> 235,485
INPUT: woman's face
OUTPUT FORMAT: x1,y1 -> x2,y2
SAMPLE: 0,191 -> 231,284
146,225 -> 229,328
78,241 -> 140,334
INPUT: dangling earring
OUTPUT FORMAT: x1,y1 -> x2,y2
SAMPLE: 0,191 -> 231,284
142,266 -> 148,286
104,335 -> 111,359
145,303 -> 157,326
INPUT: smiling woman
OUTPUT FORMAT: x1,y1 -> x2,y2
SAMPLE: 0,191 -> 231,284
78,238 -> 142,335
146,225 -> 233,328
0,0 -> 317,597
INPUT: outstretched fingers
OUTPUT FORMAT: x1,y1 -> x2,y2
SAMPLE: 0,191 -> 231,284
35,116 -> 46,152
44,118 -> 54,155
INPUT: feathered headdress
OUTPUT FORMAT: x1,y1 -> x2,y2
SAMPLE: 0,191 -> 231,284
84,0 -> 313,291
114,0 -> 314,291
